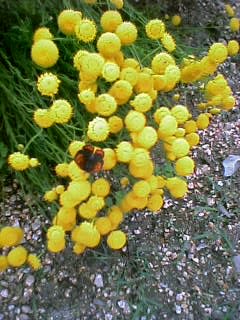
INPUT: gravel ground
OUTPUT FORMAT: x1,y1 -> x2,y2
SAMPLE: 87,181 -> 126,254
0,1 -> 240,319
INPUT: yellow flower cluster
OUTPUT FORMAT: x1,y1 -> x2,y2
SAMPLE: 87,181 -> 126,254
8,152 -> 40,171
0,226 -> 42,272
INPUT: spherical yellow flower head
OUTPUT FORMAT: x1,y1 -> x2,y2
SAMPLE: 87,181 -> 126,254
95,217 -> 112,235
67,180 -> 91,203
29,158 -> 40,168
94,93 -> 117,117
100,10 -> 123,32
8,152 -> 29,171
129,159 -> 154,179
126,191 -> 148,209
68,140 -> 85,158
59,191 -> 78,208
47,239 -> 66,253
47,225 -> 65,242
57,9 -> 82,35
145,19 -> 165,40
227,40 -> 239,56
171,105 -> 189,124
137,126 -> 158,149
154,107 -> 171,124
75,19 -> 96,43
108,115 -> 123,133
175,156 -> 195,176
184,120 -> 197,134
73,243 -> 86,255
50,99 -> 73,124
7,246 -> 28,267
55,185 -> 65,195
134,72 -> 154,94
196,114 -> 210,130
128,148 -> 150,169
109,79 -> 133,105
72,222 -> 100,248
199,56 -> 218,77
27,254 -> 42,270
44,189 -> 58,202
172,138 -> 190,158
73,50 -> 89,71
0,226 -> 24,248
151,52 -> 175,75
108,206 -> 123,229
115,22 -> 138,45
124,110 -> 146,133
110,0 -> 124,9
185,133 -> 200,148
37,72 -> 60,97
102,62 -> 120,82
222,95 -> 236,110
116,141 -> 134,163
123,58 -> 140,71
180,61 -> 203,83
171,14 -> 182,26
33,108 -> 55,128
97,32 -> 121,58
87,195 -> 105,212
91,178 -> 110,197
147,193 -> 164,212
225,4 -> 235,17
81,53 -> 105,79
158,115 -> 178,139
78,202 -> 97,220
68,160 -> 89,182
120,67 -> 138,86
230,17 -> 240,32
205,74 -> 227,97
161,32 -> 176,52
78,90 -> 95,109
130,93 -> 153,113
175,128 -> 185,138
54,207 -> 76,231
31,39 -> 59,68
132,180 -> 151,198
87,116 -> 109,142
166,177 -> 188,198
103,148 -> 117,170
107,230 -> 126,250
208,43 -> 228,64
33,27 -> 53,43
55,162 -> 69,178
0,256 -> 9,272
164,65 -> 181,84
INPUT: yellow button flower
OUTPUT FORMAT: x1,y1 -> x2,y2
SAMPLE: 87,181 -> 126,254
147,193 -> 164,212
100,10 -> 123,32
120,67 -> 138,86
107,230 -> 126,250
97,32 -> 121,58
151,52 -> 175,74
27,254 -> 42,270
102,62 -> 120,82
78,202 -> 97,220
47,239 -> 66,253
108,115 -> 123,134
103,148 -> 117,170
33,27 -> 53,42
116,141 -> 134,163
154,107 -> 171,124
7,246 -> 28,267
208,43 -> 228,64
130,93 -> 153,113
230,17 -> 239,32
161,32 -> 176,52
91,178 -> 111,197
75,19 -> 97,42
116,22 -> 138,45
171,105 -> 189,124
185,132 -> 200,147
171,15 -> 182,26
184,120 -> 197,133
133,180 -> 151,197
57,9 -> 82,35
0,256 -> 9,272
225,4 -> 235,17
110,0 -> 124,9
172,138 -> 190,158
175,156 -> 195,176
67,180 -> 91,202
0,226 -> 24,248
227,40 -> 239,56
31,39 -> 59,68
109,79 -> 133,105
81,53 -> 105,79
137,126 -> 158,149
87,117 -> 110,141
108,206 -> 123,229
37,72 -> 60,97
33,108 -> 55,128
8,152 -> 29,171
145,19 -> 165,40
50,99 -> 73,124
95,217 -> 112,235
44,189 -> 58,202
166,177 -> 188,198
158,115 -> 178,139
73,49 -> 89,71
130,148 -> 150,167
68,140 -> 85,157
72,222 -> 100,248
95,93 -> 117,116
196,114 -> 210,130
125,110 -> 146,132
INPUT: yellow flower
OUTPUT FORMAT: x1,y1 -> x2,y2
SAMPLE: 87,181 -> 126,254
68,161 -> 89,182
95,93 -> 117,117
102,62 -> 120,82
147,193 -> 164,212
123,58 -> 140,71
134,72 -> 153,94
55,163 -> 69,178
222,95 -> 235,110
55,185 -> 65,194
154,107 -> 171,124
50,99 -> 73,124
87,195 -> 105,212
75,19 -> 97,42
175,156 -> 195,176
37,72 -> 60,97
67,180 -> 91,203
31,39 -> 59,68
145,19 -> 165,40
171,105 -> 189,124
33,108 -> 55,128
108,115 -> 123,133
57,9 -> 82,35
184,120 -> 197,133
225,4 -> 235,17
44,189 -> 58,202
68,140 -> 85,157
151,52 -> 175,74
130,93 -> 152,113
109,79 -> 133,105
158,115 -> 178,139
48,239 -> 66,253
129,160 -> 154,179
29,158 -> 40,167
97,32 -> 121,58
78,202 -> 97,220
79,80 -> 98,94
54,207 -> 76,231
180,61 -> 203,83
107,230 -> 126,250
166,177 -> 188,198
8,152 -> 29,171
91,178 -> 110,197
227,40 -> 239,56
110,0 -> 124,9
230,17 -> 239,32
136,126 -> 158,149
161,32 -> 176,52
73,243 -> 86,255
172,138 -> 190,158
125,110 -> 146,132
0,226 -> 24,248
175,128 -> 185,137
7,246 -> 28,267
108,206 -> 123,229
0,256 -> 9,272
130,148 -> 150,167
116,141 -> 134,163
27,254 -> 42,270
196,114 -> 210,129
208,43 -> 228,64
171,15 -> 182,26
33,27 -> 53,42
164,65 -> 181,83
81,53 -> 105,79
60,191 -> 79,208
103,148 -> 117,170
115,22 -> 138,45
78,89 -> 95,107
146,175 -> 159,192
87,117 -> 109,141
185,132 -> 200,147
73,49 -> 89,71
100,10 -> 123,32
72,222 -> 100,248
120,67 -> 138,86
47,225 -> 65,241
133,180 -> 151,197
95,217 -> 112,235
